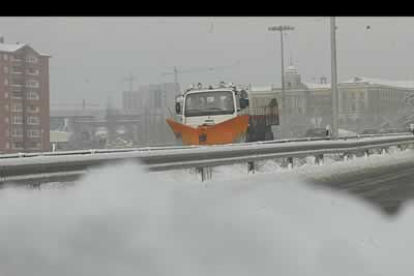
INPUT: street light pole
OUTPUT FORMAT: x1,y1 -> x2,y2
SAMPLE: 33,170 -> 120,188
268,25 -> 294,136
173,66 -> 179,95
330,17 -> 339,138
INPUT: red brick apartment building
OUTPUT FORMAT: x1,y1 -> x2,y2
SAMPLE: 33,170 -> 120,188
0,37 -> 50,153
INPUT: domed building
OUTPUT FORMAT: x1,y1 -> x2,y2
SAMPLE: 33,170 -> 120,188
284,64 -> 308,90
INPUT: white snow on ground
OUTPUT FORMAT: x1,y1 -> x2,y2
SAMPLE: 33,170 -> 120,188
1,147 -> 414,275
161,146 -> 414,183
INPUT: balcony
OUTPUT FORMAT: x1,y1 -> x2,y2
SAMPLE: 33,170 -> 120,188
11,67 -> 22,74
27,92 -> 39,100
12,131 -> 23,138
27,130 -> 40,138
27,116 -> 40,125
11,57 -> 22,63
26,68 -> 39,76
27,106 -> 39,113
25,81 -> 39,89
11,91 -> 23,99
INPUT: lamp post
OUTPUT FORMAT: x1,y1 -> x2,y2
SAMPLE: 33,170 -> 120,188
268,25 -> 294,136
330,17 -> 339,138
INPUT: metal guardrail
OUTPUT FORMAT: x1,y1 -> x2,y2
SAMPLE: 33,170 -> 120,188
1,132 -> 411,159
0,134 -> 413,184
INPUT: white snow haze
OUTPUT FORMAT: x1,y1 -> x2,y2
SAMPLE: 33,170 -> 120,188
1,160 -> 414,276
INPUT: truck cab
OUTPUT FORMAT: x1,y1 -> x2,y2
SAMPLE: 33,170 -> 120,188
168,83 -> 250,145
181,89 -> 238,127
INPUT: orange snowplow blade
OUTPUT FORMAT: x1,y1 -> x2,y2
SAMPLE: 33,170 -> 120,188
166,115 -> 249,145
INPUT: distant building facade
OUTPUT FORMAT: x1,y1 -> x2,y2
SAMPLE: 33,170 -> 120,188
0,38 -> 51,153
50,108 -> 142,150
252,65 -> 414,137
122,82 -> 179,146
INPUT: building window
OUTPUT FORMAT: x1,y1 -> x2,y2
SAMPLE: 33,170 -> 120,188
13,142 -> 23,149
4,117 -> 9,124
27,91 -> 39,100
360,101 -> 365,111
11,65 -> 22,74
12,115 -> 23,124
27,116 -> 40,125
3,66 -> 8,74
28,104 -> 39,113
11,55 -> 22,62
25,80 -> 39,88
153,89 -> 162,108
27,129 -> 40,138
12,103 -> 22,112
4,54 -> 8,60
29,141 -> 40,148
11,78 -> 23,86
4,79 -> 8,86
12,91 -> 22,98
25,56 -> 38,63
4,104 -> 9,111
27,67 -> 39,75
4,92 -> 8,98
5,142 -> 10,149
12,128 -> 23,137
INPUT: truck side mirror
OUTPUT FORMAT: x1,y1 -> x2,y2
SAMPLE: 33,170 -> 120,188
239,98 -> 249,109
175,102 -> 181,114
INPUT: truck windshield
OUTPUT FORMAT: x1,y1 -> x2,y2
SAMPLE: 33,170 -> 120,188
184,91 -> 235,117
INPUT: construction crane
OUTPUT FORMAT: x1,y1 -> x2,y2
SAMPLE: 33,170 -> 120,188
120,71 -> 137,93
160,61 -> 241,94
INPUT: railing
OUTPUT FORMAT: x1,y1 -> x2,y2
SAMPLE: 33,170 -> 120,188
0,133 -> 413,185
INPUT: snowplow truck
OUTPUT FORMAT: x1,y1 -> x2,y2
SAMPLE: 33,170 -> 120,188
166,83 -> 279,146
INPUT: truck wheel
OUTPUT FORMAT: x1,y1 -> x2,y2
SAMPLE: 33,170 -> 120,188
265,128 -> 274,140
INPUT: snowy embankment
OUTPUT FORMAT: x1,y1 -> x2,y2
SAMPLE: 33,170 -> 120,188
159,145 -> 414,183
0,146 -> 414,275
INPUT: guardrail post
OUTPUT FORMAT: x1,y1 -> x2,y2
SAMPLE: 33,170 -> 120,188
287,157 -> 293,169
315,154 -> 324,165
247,161 -> 255,174
343,154 -> 348,162
364,150 -> 369,158
398,144 -> 408,151
197,167 -> 212,182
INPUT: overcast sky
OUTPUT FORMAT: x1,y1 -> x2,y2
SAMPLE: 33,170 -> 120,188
1,17 -> 413,109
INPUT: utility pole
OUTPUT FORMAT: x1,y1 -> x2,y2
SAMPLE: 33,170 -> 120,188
173,66 -> 178,93
330,17 -> 339,138
268,25 -> 294,136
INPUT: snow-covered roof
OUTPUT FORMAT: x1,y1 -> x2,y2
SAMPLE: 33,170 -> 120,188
250,86 -> 273,92
342,77 -> 414,89
250,76 -> 414,93
0,43 -> 50,57
0,43 -> 26,53
302,82 -> 331,89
